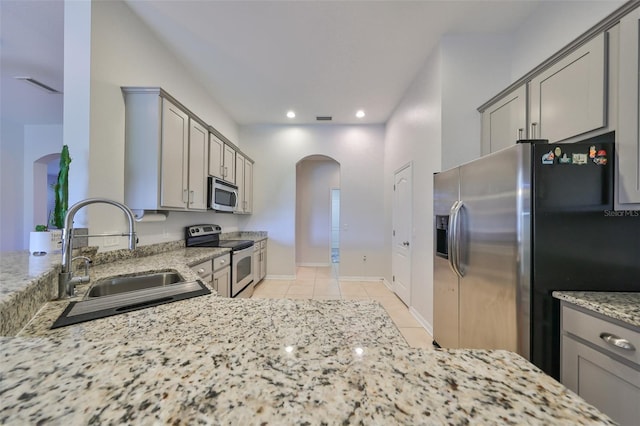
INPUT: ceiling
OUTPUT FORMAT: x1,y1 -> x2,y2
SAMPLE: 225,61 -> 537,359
2,0 -> 591,127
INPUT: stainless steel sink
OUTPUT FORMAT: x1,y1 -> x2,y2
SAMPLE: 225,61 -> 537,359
51,270 -> 211,329
86,271 -> 184,298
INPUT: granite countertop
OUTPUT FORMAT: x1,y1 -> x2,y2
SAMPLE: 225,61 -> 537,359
553,291 -> 640,328
0,236 -> 615,424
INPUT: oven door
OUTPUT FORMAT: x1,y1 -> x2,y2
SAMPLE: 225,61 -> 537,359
231,245 -> 254,297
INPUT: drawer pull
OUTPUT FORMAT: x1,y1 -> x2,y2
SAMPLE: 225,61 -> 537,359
600,332 -> 636,351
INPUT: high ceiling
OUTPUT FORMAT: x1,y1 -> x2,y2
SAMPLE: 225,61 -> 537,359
1,1 -> 616,128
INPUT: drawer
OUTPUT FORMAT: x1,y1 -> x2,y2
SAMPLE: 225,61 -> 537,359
562,304 -> 640,367
192,260 -> 212,280
213,254 -> 230,271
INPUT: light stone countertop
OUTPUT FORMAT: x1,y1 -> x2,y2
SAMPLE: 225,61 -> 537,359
0,239 -> 617,425
553,291 -> 640,328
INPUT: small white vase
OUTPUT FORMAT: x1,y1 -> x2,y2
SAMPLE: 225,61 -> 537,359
29,232 -> 51,256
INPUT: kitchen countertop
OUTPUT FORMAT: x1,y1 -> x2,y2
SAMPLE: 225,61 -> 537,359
553,291 -> 640,328
0,241 -> 616,424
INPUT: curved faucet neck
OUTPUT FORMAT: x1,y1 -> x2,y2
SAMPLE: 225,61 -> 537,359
61,198 -> 137,274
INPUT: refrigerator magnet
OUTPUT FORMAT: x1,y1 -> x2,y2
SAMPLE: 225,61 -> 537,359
593,150 -> 607,165
589,145 -> 597,158
542,151 -> 555,164
554,147 -> 562,157
573,153 -> 588,164
559,153 -> 572,164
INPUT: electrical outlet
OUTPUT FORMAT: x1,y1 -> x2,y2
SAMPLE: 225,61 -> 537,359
104,236 -> 118,247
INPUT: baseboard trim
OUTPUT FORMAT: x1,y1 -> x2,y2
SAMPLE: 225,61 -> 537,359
337,276 -> 384,282
296,262 -> 331,267
264,275 -> 296,281
409,307 -> 433,337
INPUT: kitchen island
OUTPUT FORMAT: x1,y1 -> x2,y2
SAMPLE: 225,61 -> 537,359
0,247 -> 615,424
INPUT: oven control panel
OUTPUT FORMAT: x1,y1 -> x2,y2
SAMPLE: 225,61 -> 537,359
186,224 -> 221,238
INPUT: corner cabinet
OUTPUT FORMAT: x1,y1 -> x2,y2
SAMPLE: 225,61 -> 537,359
122,88 -> 208,212
480,84 -> 527,155
529,32 -> 608,143
560,303 -> 640,426
617,7 -> 640,206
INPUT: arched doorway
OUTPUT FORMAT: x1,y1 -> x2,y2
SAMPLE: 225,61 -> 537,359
33,153 -> 60,228
295,155 -> 340,269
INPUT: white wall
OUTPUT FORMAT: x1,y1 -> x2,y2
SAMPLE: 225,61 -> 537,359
0,119 -> 25,251
384,47 -> 442,333
441,34 -> 513,170
239,125 -> 386,280
295,157 -> 340,266
62,0 -> 241,250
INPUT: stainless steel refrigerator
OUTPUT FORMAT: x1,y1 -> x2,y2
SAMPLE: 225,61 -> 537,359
433,131 -> 640,379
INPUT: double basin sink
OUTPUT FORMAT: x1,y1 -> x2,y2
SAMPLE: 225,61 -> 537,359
51,270 -> 211,329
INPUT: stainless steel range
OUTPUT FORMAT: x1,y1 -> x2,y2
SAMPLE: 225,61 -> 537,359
185,225 -> 255,298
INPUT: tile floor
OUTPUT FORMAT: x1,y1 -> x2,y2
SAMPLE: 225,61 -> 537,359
251,265 -> 434,349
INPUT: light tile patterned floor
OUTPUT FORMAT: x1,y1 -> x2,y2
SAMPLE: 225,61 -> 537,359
252,266 -> 434,349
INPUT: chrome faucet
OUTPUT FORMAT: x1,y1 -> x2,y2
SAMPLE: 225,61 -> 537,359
58,198 -> 137,299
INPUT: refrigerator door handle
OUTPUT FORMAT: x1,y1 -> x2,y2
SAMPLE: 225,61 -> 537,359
448,201 -> 465,277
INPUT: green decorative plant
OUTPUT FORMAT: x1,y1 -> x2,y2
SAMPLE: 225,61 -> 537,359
34,224 -> 48,232
50,145 -> 72,229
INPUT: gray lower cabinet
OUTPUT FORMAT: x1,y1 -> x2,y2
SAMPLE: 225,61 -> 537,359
253,239 -> 267,284
213,254 -> 230,298
560,304 -> 640,426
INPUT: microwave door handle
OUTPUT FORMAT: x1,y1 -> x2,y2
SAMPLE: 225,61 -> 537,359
232,190 -> 239,208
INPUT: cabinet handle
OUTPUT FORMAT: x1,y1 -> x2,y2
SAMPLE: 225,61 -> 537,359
530,122 -> 538,139
517,128 -> 524,140
220,259 -> 226,264
182,189 -> 188,203
220,165 -> 225,177
600,332 -> 636,351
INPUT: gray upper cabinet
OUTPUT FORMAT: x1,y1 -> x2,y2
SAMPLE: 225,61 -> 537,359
617,7 -> 640,206
187,119 -> 208,210
209,133 -> 236,184
481,84 -> 527,155
123,87 -> 207,212
529,32 -> 608,143
208,133 -> 224,180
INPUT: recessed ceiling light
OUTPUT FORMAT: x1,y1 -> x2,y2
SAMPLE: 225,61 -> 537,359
286,110 -> 296,119
356,110 -> 365,118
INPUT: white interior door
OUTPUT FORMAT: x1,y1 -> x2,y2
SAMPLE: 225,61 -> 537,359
392,164 -> 412,305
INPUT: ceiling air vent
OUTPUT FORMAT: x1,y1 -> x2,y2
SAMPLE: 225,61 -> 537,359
14,77 -> 61,94
316,116 -> 332,121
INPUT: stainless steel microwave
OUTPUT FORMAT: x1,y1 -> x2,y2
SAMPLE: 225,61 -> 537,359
208,177 -> 238,212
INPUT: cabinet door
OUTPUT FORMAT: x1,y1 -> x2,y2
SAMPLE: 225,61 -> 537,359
562,335 -> 640,426
481,85 -> 527,155
244,159 -> 253,214
223,144 -> 236,184
160,99 -> 189,209
213,267 -> 230,297
618,7 -> 640,205
208,133 -> 224,179
259,247 -> 266,280
235,153 -> 245,213
188,120 -> 208,210
253,248 -> 260,284
529,32 -> 607,143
